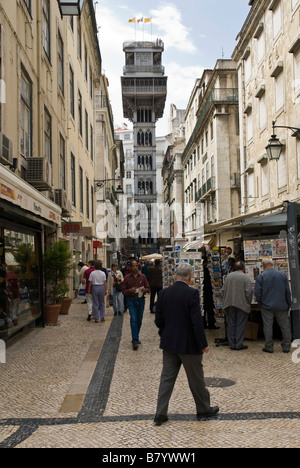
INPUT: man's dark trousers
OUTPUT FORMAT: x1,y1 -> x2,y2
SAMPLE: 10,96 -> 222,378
150,287 -> 162,313
156,350 -> 211,417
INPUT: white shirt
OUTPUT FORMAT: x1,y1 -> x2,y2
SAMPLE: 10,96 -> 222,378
89,270 -> 106,285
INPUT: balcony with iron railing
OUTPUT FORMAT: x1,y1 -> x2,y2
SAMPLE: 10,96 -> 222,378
123,65 -> 165,75
195,177 -> 216,202
123,40 -> 164,50
182,88 -> 238,163
121,81 -> 167,96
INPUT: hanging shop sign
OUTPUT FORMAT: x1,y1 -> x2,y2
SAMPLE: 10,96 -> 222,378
93,241 -> 102,249
62,222 -> 82,234
81,227 -> 93,238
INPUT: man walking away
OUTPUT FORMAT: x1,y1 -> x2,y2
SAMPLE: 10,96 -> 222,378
122,260 -> 150,350
154,263 -> 219,426
149,259 -> 163,314
222,261 -> 252,351
255,258 -> 292,354
87,261 -> 107,323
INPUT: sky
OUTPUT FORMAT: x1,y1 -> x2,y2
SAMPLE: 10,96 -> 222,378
95,0 -> 251,136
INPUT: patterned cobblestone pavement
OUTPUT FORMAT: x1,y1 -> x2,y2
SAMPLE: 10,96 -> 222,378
0,299 -> 299,448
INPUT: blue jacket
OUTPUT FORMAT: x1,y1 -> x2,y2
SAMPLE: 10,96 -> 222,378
254,269 -> 292,311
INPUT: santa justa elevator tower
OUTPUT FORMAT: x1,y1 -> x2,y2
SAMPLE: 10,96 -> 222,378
121,40 -> 167,254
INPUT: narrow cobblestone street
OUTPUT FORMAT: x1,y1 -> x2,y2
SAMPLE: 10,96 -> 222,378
0,298 -> 299,449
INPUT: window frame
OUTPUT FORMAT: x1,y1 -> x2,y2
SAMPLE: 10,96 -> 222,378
58,30 -> 64,95
42,0 -> 51,60
44,106 -> 52,164
20,67 -> 32,159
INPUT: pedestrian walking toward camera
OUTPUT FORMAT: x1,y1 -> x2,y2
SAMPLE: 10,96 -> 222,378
222,261 -> 252,351
254,258 -> 292,354
121,261 -> 132,313
108,264 -> 124,316
122,260 -> 150,350
148,259 -> 163,314
83,260 -> 96,321
87,261 -> 107,323
154,263 -> 219,426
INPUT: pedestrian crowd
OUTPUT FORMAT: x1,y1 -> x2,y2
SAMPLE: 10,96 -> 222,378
76,253 -> 293,427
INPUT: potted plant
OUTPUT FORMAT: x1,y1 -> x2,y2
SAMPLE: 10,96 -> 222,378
43,242 -> 73,324
56,282 -> 72,315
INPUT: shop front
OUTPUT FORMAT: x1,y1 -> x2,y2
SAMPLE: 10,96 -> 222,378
205,201 -> 300,341
0,165 -> 61,341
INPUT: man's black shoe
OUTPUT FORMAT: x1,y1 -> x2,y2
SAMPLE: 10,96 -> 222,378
197,406 -> 219,418
154,415 -> 168,426
234,345 -> 248,351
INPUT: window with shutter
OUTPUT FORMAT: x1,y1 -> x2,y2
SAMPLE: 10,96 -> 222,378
277,148 -> 287,189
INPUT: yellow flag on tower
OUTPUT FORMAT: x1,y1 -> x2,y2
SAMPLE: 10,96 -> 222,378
128,17 -> 136,23
144,18 -> 152,23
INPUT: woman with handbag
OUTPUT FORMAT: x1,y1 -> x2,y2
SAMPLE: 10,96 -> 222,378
108,264 -> 124,316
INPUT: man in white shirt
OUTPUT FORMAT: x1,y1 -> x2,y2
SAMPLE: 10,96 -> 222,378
88,261 -> 107,323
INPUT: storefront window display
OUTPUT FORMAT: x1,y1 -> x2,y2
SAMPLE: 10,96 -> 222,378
0,225 -> 42,340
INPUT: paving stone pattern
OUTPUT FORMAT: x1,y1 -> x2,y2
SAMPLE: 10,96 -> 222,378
0,299 -> 299,448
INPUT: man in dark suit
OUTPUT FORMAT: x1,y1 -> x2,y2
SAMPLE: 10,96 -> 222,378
154,263 -> 219,426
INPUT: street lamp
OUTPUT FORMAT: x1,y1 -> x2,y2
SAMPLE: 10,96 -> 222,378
95,178 -> 124,198
115,184 -> 124,201
266,121 -> 300,161
57,0 -> 84,17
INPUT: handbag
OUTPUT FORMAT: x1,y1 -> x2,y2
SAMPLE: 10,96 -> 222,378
113,273 -> 123,292
78,283 -> 86,297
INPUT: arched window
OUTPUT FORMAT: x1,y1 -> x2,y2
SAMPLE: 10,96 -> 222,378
149,155 -> 153,169
138,180 -> 146,195
145,180 -> 153,194
145,131 -> 152,146
137,130 -> 145,146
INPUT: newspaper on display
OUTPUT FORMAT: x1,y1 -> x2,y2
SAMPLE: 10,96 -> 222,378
243,237 -> 290,303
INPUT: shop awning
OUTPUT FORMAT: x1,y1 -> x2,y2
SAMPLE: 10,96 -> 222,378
241,212 -> 287,228
141,253 -> 163,260
204,203 -> 285,233
183,237 -> 214,251
0,163 -> 61,226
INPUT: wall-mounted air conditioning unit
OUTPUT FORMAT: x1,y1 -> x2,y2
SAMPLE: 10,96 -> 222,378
54,189 -> 71,216
26,157 -> 52,191
0,133 -> 13,165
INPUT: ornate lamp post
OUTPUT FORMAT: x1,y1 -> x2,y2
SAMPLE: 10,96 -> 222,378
266,121 -> 300,161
